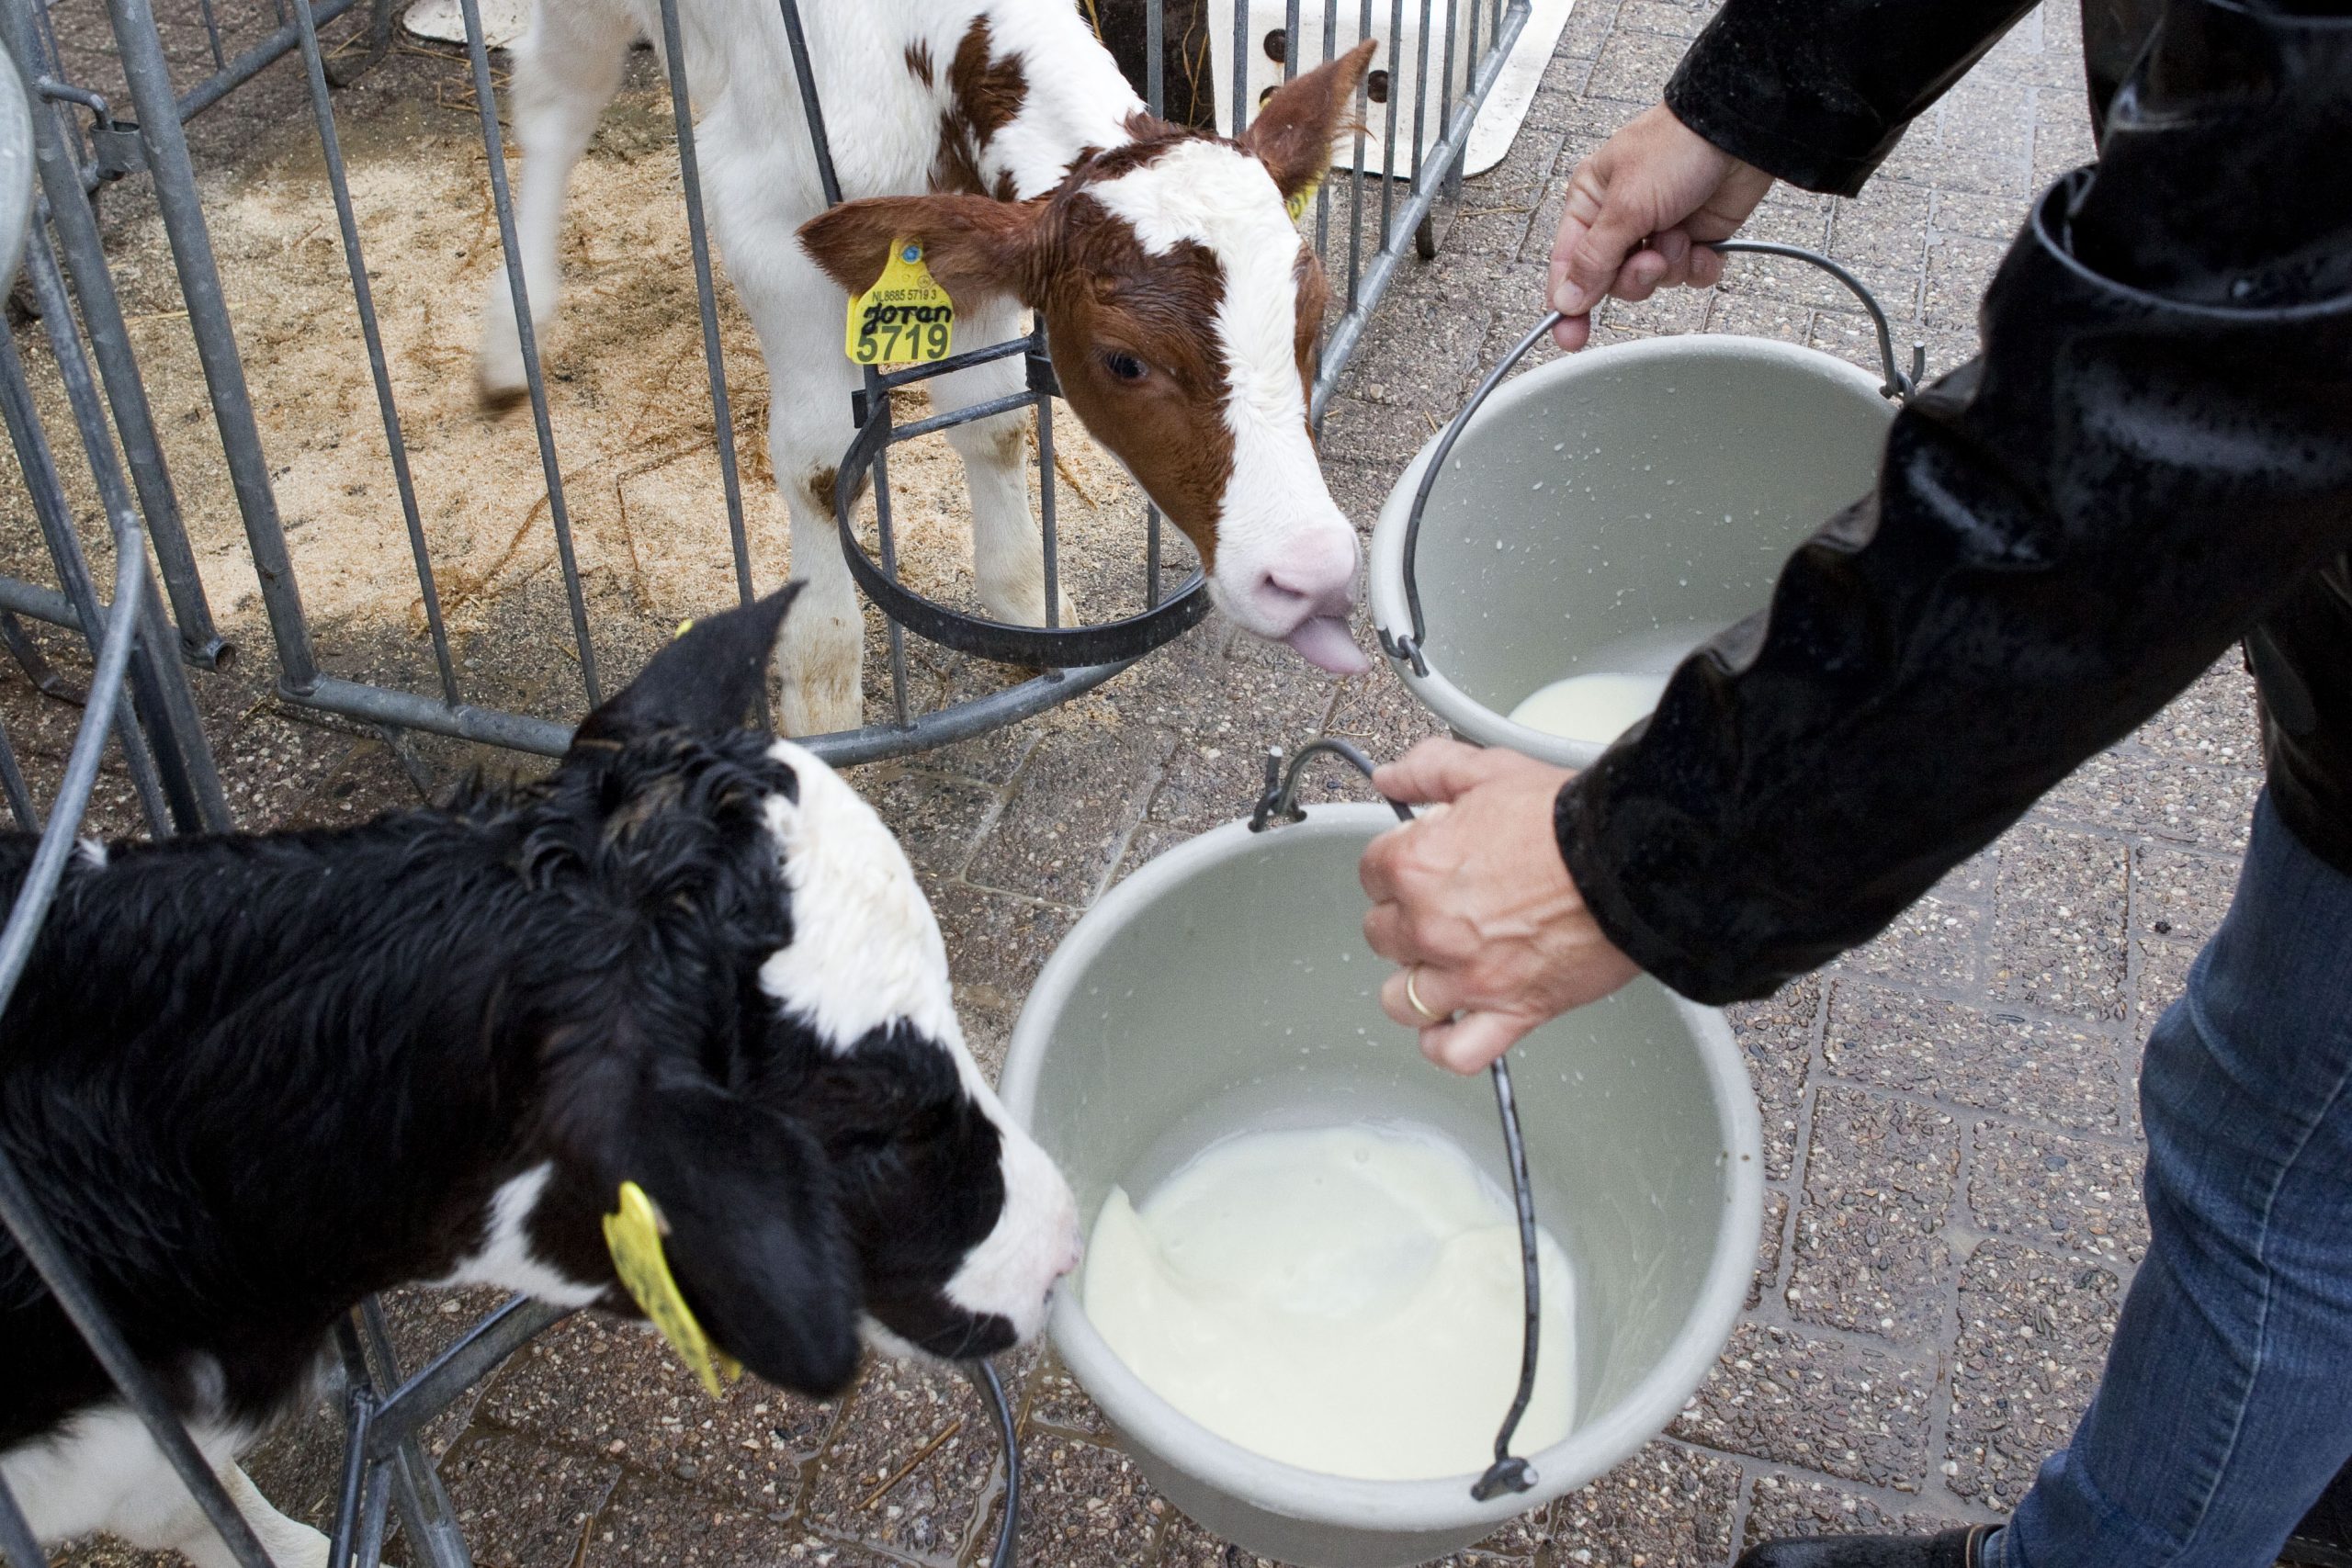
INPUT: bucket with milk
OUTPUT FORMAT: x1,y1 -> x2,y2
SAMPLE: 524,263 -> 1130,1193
999,744 -> 1760,1568
1367,242 -> 1917,766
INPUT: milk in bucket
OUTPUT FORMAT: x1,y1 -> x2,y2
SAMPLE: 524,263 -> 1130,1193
1505,621 -> 1719,746
1082,1121 -> 1576,1480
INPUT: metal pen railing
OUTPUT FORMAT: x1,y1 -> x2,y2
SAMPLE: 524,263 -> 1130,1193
0,0 -> 1532,765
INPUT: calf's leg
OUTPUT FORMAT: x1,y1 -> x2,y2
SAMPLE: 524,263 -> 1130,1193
476,0 -> 636,400
729,240 -> 870,737
930,296 -> 1079,631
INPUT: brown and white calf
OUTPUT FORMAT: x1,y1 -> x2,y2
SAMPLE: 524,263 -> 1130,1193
478,0 -> 1375,736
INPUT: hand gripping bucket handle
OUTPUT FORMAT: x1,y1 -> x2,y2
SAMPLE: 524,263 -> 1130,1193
1248,739 -> 1545,1503
1377,242 -> 1926,676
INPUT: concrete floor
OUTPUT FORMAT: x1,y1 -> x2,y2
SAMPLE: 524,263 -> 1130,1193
6,0 -> 2273,1562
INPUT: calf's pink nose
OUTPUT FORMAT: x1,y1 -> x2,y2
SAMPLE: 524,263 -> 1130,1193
1260,525 -> 1361,615
1252,525 -> 1369,673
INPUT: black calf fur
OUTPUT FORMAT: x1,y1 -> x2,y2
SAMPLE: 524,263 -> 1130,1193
0,589 -> 1039,1474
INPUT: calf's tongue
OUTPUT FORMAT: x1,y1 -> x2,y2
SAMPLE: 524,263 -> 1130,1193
1282,615 -> 1372,674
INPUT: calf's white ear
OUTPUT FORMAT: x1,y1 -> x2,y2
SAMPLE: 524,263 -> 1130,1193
797,195 -> 1047,311
571,583 -> 802,747
1242,39 -> 1377,203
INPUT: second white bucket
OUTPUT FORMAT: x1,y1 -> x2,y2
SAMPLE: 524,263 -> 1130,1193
1368,246 -> 1912,767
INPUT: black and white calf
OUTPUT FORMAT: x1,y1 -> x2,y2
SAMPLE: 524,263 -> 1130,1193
0,589 -> 1080,1568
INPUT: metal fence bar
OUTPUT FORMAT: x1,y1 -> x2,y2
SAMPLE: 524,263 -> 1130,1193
1346,0 -> 1371,310
7,10 -> 229,669
1314,0 -> 1334,257
194,0 -> 226,69
356,1297 -> 476,1568
22,195 -> 225,673
1439,0 -> 1460,199
16,228 -> 225,830
286,0 -> 461,707
24,0 -> 82,181
0,574 -> 76,630
0,709 -> 36,830
1035,350 -> 1058,632
1146,0 -> 1164,114
0,325 -> 175,836
654,0 -> 756,612
1379,0 -> 1404,236
458,0 -> 600,706
870,444 -> 914,728
0,1472 -> 44,1568
1313,0 -> 1531,420
1229,0 -> 1246,135
170,0 -> 367,125
1407,0 -> 1430,188
101,0 -> 321,694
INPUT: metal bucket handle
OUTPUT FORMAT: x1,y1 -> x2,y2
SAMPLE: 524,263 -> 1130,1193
971,1358 -> 1023,1568
1377,241 -> 1926,676
1249,739 -> 1544,1503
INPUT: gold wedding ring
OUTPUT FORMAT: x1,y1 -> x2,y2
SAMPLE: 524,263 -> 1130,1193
1405,964 -> 1444,1024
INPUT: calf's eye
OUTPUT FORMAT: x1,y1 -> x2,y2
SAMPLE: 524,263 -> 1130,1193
1102,351 -> 1149,384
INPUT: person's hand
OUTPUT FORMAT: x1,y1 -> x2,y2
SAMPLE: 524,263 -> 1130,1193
1359,739 -> 1642,1074
1546,104 -> 1774,351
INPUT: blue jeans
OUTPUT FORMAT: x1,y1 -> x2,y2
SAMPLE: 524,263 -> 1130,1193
1989,794 -> 2352,1568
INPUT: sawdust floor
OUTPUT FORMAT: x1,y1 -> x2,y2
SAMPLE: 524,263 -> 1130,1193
3,65 -> 1188,731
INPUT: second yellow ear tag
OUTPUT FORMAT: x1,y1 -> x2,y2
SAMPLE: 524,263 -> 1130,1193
844,239 -> 956,367
603,1181 -> 742,1398
1286,174 -> 1324,222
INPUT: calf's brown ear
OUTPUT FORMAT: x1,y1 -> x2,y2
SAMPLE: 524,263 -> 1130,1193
1242,39 -> 1377,203
797,195 -> 1047,310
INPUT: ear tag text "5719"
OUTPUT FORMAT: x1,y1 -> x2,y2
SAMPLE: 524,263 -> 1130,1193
604,1180 -> 741,1398
844,240 -> 955,367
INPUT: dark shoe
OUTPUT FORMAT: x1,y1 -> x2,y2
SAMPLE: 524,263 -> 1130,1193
2282,1457 -> 2352,1567
1736,1524 -> 1991,1568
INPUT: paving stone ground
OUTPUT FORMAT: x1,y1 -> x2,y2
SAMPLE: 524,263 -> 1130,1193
10,0 -> 2268,1562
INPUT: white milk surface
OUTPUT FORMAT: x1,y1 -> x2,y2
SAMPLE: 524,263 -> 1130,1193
1082,1122 -> 1576,1480
1508,671 -> 1671,746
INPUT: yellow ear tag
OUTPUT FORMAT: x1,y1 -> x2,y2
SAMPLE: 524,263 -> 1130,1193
602,1181 -> 742,1398
673,617 -> 695,639
844,239 -> 956,367
1286,174 -> 1324,222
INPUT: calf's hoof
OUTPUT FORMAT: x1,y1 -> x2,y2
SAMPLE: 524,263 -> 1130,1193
1736,1526 -> 1990,1568
978,575 -> 1080,634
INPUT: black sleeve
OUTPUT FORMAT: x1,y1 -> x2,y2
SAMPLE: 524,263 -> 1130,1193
1662,0 -> 2041,196
1557,0 -> 2352,1006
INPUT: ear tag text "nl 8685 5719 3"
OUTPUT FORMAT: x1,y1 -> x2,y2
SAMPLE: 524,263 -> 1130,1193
604,1181 -> 742,1398
844,240 -> 955,367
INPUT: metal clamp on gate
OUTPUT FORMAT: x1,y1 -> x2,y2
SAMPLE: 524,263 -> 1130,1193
1379,240 -> 1923,679
1249,739 -> 1545,1503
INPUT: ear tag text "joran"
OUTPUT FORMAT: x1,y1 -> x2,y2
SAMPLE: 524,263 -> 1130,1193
1286,175 -> 1323,223
844,240 -> 956,367
604,1181 -> 742,1398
